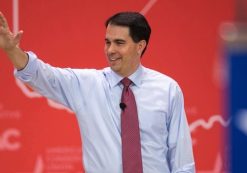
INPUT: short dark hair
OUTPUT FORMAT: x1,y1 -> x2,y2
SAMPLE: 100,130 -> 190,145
105,12 -> 151,56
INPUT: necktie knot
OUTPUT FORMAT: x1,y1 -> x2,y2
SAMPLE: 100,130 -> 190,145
121,78 -> 132,87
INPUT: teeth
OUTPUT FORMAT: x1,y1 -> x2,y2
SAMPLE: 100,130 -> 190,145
110,57 -> 119,61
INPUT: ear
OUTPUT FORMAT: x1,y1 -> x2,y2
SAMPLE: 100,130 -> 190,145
137,40 -> 147,55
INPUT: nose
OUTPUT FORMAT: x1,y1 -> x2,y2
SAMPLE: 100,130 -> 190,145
106,44 -> 116,54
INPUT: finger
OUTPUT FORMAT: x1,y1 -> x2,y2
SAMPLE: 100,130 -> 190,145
0,25 -> 12,36
14,30 -> 24,45
0,11 -> 10,29
0,26 -> 8,34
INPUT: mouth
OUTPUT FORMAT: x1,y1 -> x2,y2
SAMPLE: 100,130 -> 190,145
109,57 -> 121,62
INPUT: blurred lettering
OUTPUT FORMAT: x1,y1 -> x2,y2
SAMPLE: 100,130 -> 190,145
0,128 -> 21,151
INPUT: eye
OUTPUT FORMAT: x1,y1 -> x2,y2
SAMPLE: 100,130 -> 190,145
116,41 -> 125,45
105,40 -> 111,46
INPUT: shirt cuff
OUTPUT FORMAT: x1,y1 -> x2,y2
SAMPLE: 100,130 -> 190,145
14,51 -> 38,82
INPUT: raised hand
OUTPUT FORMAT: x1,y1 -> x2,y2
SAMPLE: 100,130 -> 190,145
0,11 -> 28,70
0,11 -> 23,52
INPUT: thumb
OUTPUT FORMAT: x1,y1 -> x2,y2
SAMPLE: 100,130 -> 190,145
14,30 -> 23,45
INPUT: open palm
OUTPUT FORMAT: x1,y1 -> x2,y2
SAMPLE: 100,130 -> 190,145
0,12 -> 23,51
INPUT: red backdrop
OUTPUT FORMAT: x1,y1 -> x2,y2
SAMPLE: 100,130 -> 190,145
0,0 -> 234,172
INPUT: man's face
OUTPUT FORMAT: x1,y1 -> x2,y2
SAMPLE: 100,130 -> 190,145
104,24 -> 144,77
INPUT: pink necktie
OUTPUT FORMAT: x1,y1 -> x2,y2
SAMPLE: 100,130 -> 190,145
120,77 -> 143,173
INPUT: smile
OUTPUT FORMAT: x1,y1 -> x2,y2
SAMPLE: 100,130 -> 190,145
109,57 -> 121,61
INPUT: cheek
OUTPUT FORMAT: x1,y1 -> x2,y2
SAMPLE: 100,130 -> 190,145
121,47 -> 132,56
104,46 -> 108,54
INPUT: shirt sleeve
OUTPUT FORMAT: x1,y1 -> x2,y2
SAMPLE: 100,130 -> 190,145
167,84 -> 196,173
14,51 -> 81,112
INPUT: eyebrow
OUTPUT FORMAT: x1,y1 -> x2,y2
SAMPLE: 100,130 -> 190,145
115,39 -> 126,43
105,38 -> 126,43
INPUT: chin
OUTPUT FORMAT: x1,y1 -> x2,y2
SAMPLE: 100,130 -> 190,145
110,66 -> 119,71
110,66 -> 121,74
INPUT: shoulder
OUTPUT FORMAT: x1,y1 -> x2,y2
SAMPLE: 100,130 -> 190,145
69,67 -> 106,79
67,67 -> 109,85
141,66 -> 184,100
141,66 -> 180,88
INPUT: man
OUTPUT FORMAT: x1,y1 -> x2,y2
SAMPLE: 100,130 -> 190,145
0,11 -> 195,172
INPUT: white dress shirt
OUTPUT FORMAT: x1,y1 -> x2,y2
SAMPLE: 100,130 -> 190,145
15,51 -> 195,173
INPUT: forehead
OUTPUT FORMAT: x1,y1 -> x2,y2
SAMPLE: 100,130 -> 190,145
105,24 -> 131,40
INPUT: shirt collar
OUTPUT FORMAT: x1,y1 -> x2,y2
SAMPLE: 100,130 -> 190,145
106,65 -> 143,88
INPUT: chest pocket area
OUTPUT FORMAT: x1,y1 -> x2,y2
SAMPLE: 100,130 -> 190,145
137,99 -> 168,141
